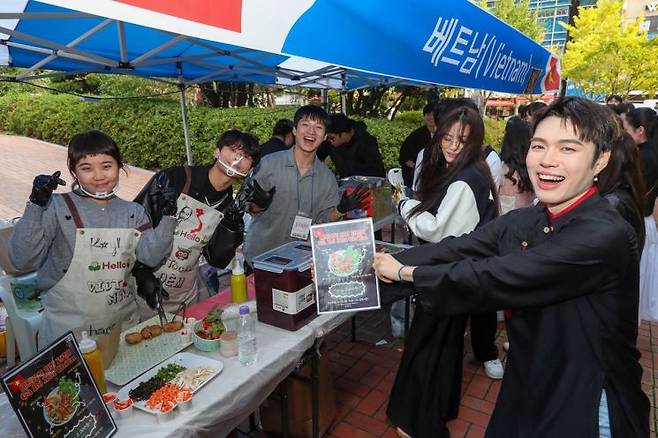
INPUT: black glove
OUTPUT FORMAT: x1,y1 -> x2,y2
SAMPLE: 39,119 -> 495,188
148,172 -> 178,218
235,178 -> 275,212
337,186 -> 369,214
132,263 -> 169,309
248,179 -> 276,210
30,171 -> 66,206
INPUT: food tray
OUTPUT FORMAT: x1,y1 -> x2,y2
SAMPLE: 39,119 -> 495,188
375,241 -> 412,255
116,352 -> 223,414
105,314 -> 192,386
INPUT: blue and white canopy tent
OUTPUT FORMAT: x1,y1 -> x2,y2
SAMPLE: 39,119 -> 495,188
1,0 -> 560,163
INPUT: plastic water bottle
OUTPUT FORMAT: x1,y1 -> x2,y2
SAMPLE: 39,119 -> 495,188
237,305 -> 257,366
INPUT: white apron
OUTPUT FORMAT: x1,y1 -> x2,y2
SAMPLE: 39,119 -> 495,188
153,192 -> 223,313
40,194 -> 140,359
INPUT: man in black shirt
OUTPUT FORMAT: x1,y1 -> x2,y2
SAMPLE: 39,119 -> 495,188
132,130 -> 272,315
398,103 -> 436,187
318,114 -> 386,178
260,118 -> 294,157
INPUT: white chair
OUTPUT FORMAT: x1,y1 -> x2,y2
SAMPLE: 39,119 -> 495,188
0,272 -> 42,367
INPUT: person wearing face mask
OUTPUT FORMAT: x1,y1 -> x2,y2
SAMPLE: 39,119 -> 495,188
374,97 -> 649,438
9,130 -> 177,350
132,130 -> 272,316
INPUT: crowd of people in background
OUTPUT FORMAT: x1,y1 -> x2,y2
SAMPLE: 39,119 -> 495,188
8,92 -> 658,438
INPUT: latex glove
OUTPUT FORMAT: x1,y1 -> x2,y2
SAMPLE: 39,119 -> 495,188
132,264 -> 169,309
149,172 -> 178,217
160,187 -> 178,217
237,178 -> 275,211
249,179 -> 276,210
30,171 -> 66,206
337,186 -> 369,214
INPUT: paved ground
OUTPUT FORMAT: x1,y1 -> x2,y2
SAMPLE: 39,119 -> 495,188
0,135 -> 153,219
1,136 -> 657,437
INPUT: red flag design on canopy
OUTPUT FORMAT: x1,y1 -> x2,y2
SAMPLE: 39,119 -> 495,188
114,0 -> 243,32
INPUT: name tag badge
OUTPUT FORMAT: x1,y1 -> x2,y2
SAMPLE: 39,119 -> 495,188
290,214 -> 312,240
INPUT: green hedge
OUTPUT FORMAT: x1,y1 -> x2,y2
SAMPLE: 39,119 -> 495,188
0,93 -> 505,171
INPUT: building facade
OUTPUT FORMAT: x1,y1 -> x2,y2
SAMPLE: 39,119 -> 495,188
485,1 -> 598,50
623,0 -> 658,39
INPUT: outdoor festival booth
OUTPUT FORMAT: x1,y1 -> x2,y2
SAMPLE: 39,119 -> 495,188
0,1 -> 558,437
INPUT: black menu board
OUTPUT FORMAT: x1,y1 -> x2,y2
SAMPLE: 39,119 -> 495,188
311,218 -> 380,314
1,332 -> 117,438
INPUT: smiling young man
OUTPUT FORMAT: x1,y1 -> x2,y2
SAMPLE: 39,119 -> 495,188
132,130 -> 265,316
243,105 -> 367,265
373,97 -> 649,438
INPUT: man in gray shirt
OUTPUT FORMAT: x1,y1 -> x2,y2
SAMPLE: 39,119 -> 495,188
244,105 -> 367,264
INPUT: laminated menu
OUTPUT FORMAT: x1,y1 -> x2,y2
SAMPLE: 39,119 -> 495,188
310,218 -> 380,314
1,332 -> 116,438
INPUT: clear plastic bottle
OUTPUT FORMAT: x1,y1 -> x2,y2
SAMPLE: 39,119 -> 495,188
237,305 -> 257,366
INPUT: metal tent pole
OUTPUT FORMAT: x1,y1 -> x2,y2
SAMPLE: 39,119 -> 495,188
179,84 -> 193,165
340,72 -> 347,115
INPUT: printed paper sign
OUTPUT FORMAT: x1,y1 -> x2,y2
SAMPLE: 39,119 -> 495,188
1,332 -> 117,438
310,218 -> 380,314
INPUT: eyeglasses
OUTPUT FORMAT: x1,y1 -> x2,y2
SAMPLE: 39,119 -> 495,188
441,135 -> 465,149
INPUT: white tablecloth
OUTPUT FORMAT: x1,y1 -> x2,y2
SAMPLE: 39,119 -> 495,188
0,320 -> 316,438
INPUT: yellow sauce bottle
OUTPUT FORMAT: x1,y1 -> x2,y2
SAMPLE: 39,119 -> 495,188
231,252 -> 248,304
79,331 -> 106,394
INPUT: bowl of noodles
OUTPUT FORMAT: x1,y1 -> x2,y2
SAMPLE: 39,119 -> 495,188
42,376 -> 80,427
327,246 -> 365,277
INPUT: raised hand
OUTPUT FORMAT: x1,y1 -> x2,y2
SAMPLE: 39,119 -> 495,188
337,185 -> 369,214
150,172 -> 178,217
30,171 -> 66,206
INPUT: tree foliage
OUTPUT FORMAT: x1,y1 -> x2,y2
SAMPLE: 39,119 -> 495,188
478,0 -> 544,43
561,0 -> 658,97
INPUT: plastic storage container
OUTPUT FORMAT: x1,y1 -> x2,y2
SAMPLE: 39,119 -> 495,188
237,305 -> 257,366
338,176 -> 394,223
253,241 -> 316,331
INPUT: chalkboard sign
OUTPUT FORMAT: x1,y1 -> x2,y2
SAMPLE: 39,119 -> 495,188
311,218 -> 380,314
1,332 -> 117,438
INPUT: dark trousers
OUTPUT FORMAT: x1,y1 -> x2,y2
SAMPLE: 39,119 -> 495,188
469,311 -> 499,363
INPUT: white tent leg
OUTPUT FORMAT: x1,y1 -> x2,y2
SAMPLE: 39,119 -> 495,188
179,86 -> 193,165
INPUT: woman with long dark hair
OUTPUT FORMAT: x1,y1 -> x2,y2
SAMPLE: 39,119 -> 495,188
390,106 -> 500,438
498,116 -> 534,214
597,130 -> 646,251
621,108 -> 658,215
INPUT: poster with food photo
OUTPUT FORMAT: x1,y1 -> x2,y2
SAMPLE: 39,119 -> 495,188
1,332 -> 116,438
310,218 -> 380,314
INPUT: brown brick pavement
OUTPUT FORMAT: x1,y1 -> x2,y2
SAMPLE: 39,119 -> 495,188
2,135 -> 657,437
0,135 -> 153,219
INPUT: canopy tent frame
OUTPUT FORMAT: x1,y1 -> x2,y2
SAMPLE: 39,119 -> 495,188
0,10 -> 380,163
1,1 -> 559,164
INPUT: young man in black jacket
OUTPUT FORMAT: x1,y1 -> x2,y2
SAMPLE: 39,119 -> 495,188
132,130 -> 273,315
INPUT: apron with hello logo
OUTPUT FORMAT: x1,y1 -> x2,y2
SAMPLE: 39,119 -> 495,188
40,193 -> 140,364
153,168 -> 224,313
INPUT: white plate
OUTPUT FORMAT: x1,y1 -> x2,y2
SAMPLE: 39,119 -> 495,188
116,352 -> 223,414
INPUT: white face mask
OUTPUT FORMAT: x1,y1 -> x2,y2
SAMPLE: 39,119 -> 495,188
73,180 -> 118,199
216,154 -> 250,178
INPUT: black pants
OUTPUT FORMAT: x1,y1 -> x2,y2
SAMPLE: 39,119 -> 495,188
469,311 -> 499,363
